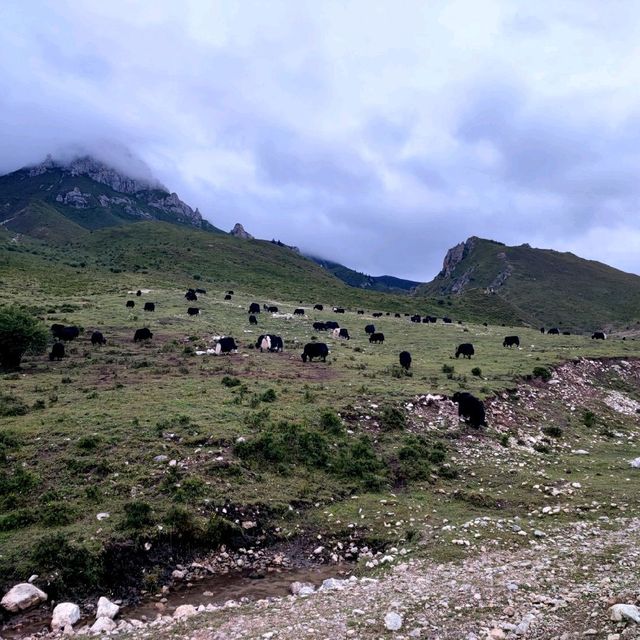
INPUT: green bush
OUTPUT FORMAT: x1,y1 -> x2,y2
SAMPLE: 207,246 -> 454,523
164,506 -> 200,538
221,376 -> 241,388
543,425 -> 563,438
121,501 -> 155,529
260,388 -> 277,403
334,436 -> 386,489
583,411 -> 596,428
532,366 -> 552,381
0,393 -> 29,417
319,409 -> 343,435
442,364 -> 455,375
0,306 -> 48,370
471,367 -> 482,377
77,435 -> 102,451
206,515 -> 242,547
40,502 -> 76,527
0,509 -> 36,531
380,405 -> 406,431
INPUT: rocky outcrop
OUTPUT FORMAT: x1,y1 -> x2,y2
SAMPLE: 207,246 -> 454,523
1,583 -> 47,612
437,237 -> 477,280
231,223 -> 254,239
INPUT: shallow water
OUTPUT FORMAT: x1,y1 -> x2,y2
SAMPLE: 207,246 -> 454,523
1,564 -> 352,638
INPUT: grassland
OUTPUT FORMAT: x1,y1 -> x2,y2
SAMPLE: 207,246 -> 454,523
1,227 -> 640,607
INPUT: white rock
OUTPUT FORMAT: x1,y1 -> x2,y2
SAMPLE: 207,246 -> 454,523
90,616 -> 117,633
1,583 -> 48,612
172,569 -> 187,580
173,604 -> 197,618
320,578 -> 345,591
290,581 -> 315,596
384,611 -> 403,631
96,596 -> 119,620
96,512 -> 110,521
629,457 -> 640,469
28,575 -> 38,583
609,603 -> 640,623
51,603 -> 81,630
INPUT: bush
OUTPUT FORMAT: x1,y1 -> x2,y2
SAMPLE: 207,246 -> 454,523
206,515 -> 243,547
394,437 -> 447,484
380,405 -> 406,431
583,411 -> 596,428
319,409 -> 343,435
471,367 -> 482,377
334,436 -> 386,488
442,364 -> 455,375
0,393 -> 29,417
164,506 -> 200,538
543,425 -> 563,438
40,502 -> 76,527
260,388 -> 277,403
532,366 -> 552,381
499,433 -> 510,447
121,501 -> 155,529
221,376 -> 241,388
0,306 -> 48,370
77,435 -> 102,451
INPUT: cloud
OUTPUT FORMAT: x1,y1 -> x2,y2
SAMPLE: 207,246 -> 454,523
1,0 -> 640,280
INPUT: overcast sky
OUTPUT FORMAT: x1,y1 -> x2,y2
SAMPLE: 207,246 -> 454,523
2,1 -> 640,281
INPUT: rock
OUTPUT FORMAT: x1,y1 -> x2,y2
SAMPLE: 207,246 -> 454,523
488,629 -> 506,639
96,512 -> 110,521
173,604 -> 198,618
630,457 -> 640,469
230,223 -> 254,240
96,596 -> 119,620
90,616 -> 117,633
172,569 -> 187,580
154,455 -> 169,462
320,578 -> 345,591
28,575 -> 38,583
609,603 -> 640,623
51,603 -> 81,630
384,611 -> 403,631
1,583 -> 48,612
290,581 -> 315,596
515,614 -> 535,635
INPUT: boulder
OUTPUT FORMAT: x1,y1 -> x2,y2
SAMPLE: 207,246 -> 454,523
96,596 -> 119,620
51,602 -> 81,630
609,603 -> 640,623
90,616 -> 117,633
1,583 -> 48,612
384,611 -> 403,631
290,581 -> 315,596
173,604 -> 197,618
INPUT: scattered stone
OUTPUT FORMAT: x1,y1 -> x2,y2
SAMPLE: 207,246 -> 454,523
609,603 -> 640,623
1,583 -> 48,612
90,616 -> 117,633
173,604 -> 198,618
96,596 -> 119,620
384,611 -> 403,631
51,602 -> 81,630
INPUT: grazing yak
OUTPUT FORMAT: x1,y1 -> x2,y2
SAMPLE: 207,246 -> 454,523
369,332 -> 385,344
313,321 -> 327,331
357,310 -> 364,315
410,314 -> 421,323
452,392 -> 487,428
256,334 -> 284,352
503,336 -> 520,348
301,342 -> 329,362
196,288 -> 207,295
187,308 -> 200,316
333,307 -> 345,314
372,312 -> 383,318
399,351 -> 412,370
91,331 -> 106,345
266,306 -> 278,313
540,327 -> 545,333
455,343 -> 475,359
332,328 -> 350,340
364,324 -> 375,334
224,294 -> 232,300
442,317 -> 453,324
324,321 -> 340,330
248,302 -> 261,314
49,342 -> 65,361
394,313 -> 401,318
249,315 -> 258,325
136,290 -> 142,297
143,302 -> 155,312
51,325 -> 80,341
562,331 -> 571,336
314,304 -> 324,311
592,331 -> 606,340
185,289 -> 198,302
294,308 -> 305,316
227,290 -> 234,295
126,300 -> 135,308
133,328 -> 153,342
547,328 -> 560,335
215,337 -> 238,355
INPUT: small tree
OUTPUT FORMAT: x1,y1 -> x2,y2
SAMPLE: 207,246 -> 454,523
0,306 -> 48,370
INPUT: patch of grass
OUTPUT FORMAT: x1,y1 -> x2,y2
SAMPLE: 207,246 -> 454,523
0,393 -> 29,417
533,366 -> 552,381
380,405 -> 406,431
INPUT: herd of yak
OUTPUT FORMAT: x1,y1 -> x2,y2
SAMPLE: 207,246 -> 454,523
44,287 -> 609,429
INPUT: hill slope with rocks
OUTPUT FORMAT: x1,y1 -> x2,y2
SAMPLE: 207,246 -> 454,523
417,236 -> 640,331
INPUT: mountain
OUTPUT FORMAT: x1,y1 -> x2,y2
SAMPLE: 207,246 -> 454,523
0,155 -> 222,238
308,255 -> 422,294
417,236 -> 640,330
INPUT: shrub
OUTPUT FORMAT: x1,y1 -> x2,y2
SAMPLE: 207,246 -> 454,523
543,425 -> 563,438
0,508 -> 36,531
121,501 -> 155,529
583,411 -> 596,428
533,443 -> 550,454
260,388 -> 277,403
206,515 -> 243,547
0,393 -> 29,417
319,409 -> 343,435
40,502 -> 76,527
532,366 -> 552,381
0,306 -> 48,370
221,376 -> 241,388
164,506 -> 200,538
77,435 -> 102,451
471,367 -> 482,377
380,405 -> 406,431
499,433 -> 510,447
442,364 -> 455,375
335,436 -> 386,489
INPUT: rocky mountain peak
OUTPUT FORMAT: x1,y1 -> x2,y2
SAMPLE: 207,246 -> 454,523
438,237 -> 477,279
230,223 -> 254,239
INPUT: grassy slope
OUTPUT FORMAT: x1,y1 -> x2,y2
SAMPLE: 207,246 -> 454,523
418,238 -> 640,330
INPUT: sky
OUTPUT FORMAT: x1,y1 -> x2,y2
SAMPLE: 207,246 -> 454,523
2,1 -> 640,281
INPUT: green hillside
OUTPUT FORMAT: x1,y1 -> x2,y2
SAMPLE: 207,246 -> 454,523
308,255 -> 421,293
418,237 -> 640,331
